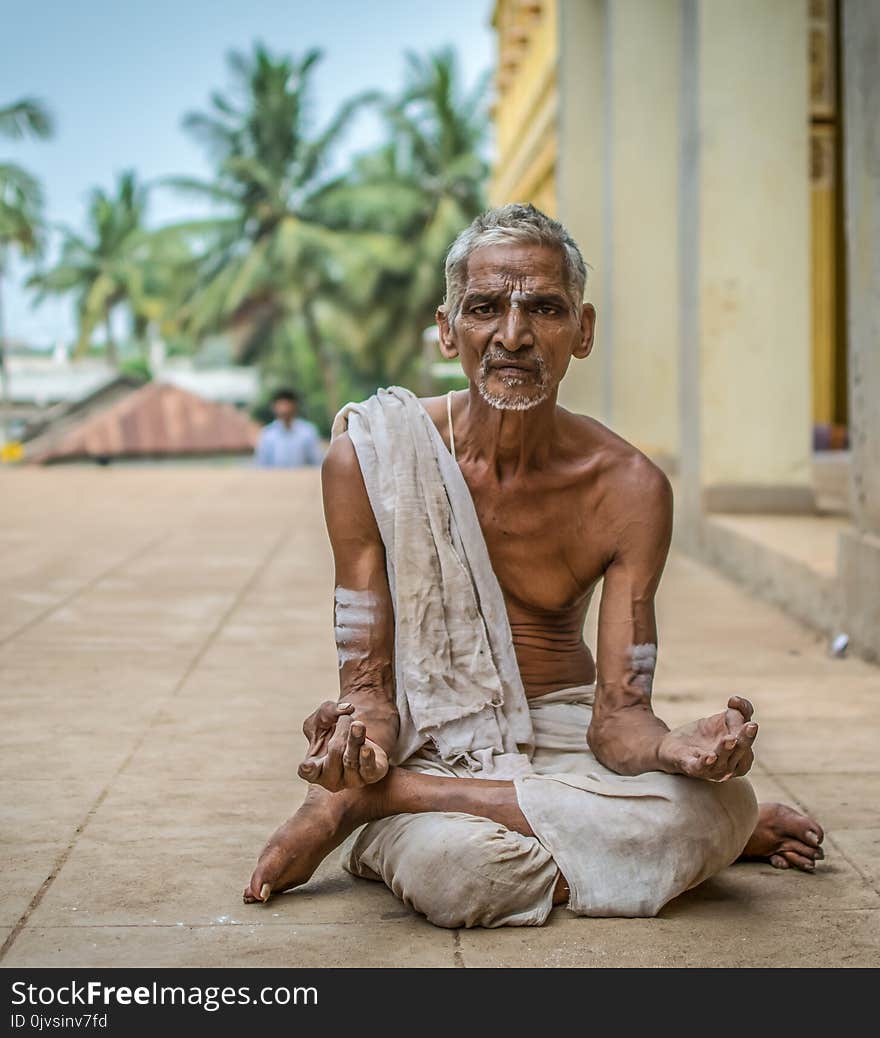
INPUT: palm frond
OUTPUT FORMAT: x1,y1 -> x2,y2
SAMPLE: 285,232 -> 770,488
0,97 -> 54,140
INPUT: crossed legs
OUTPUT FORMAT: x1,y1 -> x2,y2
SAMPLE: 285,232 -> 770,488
243,767 -> 569,905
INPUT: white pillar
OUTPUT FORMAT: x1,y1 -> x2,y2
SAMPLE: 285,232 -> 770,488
838,0 -> 880,660
679,0 -> 812,516
606,0 -> 681,465
556,0 -> 608,422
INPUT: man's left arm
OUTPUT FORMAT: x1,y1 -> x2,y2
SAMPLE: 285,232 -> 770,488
588,458 -> 758,780
254,428 -> 272,467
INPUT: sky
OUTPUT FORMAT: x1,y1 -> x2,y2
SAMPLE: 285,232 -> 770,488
1,0 -> 495,345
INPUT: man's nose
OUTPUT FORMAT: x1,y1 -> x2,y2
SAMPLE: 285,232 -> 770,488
493,303 -> 534,351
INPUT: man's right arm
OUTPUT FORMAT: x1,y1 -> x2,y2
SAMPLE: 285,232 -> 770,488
254,428 -> 271,467
297,432 -> 399,787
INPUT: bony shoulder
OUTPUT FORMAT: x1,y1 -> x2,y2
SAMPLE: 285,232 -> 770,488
321,430 -> 359,476
615,450 -> 673,504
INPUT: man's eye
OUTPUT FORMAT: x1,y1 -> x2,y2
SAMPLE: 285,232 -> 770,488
471,304 -> 495,315
535,305 -> 559,315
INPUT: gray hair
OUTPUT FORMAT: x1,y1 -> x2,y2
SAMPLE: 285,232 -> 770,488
443,203 -> 588,325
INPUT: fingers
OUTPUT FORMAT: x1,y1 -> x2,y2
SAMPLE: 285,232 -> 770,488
297,755 -> 324,782
359,741 -> 388,783
360,742 -> 377,779
342,721 -> 366,770
723,721 -> 759,778
302,700 -> 354,754
727,695 -> 754,721
709,720 -> 758,780
321,714 -> 353,788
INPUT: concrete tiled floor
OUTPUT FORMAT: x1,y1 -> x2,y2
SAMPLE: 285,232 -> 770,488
1,467 -> 878,967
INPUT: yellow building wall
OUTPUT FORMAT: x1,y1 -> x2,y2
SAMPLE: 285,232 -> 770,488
490,0 -> 559,214
809,0 -> 845,427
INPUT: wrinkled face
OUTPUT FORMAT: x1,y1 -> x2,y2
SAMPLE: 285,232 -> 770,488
440,243 -> 594,411
273,398 -> 297,423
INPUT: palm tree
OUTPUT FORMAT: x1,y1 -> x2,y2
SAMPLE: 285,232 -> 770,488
28,171 -> 161,365
312,48 -> 490,394
169,43 -> 378,416
0,97 -> 53,403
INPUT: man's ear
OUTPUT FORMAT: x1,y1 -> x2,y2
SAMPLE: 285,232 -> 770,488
436,306 -> 459,360
572,303 -> 596,359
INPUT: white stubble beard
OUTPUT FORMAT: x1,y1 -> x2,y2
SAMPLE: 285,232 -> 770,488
476,351 -> 552,412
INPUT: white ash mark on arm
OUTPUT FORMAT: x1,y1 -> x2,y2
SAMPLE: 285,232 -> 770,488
628,643 -> 657,695
334,587 -> 380,669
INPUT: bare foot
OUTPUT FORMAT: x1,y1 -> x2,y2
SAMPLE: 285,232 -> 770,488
740,802 -> 825,873
243,785 -> 375,903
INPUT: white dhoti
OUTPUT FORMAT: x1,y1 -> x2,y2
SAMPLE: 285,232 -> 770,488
332,388 -> 758,928
344,685 -> 757,927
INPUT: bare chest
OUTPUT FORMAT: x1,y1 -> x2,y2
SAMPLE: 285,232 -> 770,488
462,471 -> 606,613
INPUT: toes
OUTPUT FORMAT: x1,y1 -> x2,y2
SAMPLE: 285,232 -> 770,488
792,814 -> 825,846
769,854 -> 789,869
781,850 -> 815,872
243,876 -> 272,904
780,839 -> 823,861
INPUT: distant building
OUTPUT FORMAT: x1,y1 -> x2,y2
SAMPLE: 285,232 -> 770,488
25,381 -> 260,465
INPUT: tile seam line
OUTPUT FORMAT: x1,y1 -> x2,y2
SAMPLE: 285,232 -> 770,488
765,770 -> 880,900
0,526 -> 291,964
9,905 -> 880,932
0,532 -> 170,649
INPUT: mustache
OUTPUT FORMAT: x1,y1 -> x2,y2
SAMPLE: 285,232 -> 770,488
480,350 -> 545,373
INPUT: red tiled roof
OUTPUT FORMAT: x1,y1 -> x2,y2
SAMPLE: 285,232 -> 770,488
31,381 -> 260,462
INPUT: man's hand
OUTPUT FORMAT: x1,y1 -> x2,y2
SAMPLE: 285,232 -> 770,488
297,701 -> 389,790
658,696 -> 758,781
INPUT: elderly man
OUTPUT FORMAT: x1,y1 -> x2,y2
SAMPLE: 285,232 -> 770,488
244,205 -> 823,926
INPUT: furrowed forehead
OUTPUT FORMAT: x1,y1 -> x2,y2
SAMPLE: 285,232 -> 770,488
464,242 -> 568,288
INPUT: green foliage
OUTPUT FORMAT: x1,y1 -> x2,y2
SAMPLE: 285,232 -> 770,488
27,171 -> 194,364
0,98 -> 54,141
305,47 -> 489,403
15,46 -> 490,427
167,41 -> 380,418
119,355 -> 152,382
0,97 -> 53,260
169,43 -> 489,428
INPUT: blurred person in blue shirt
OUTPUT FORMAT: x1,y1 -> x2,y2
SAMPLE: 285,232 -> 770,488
254,388 -> 323,468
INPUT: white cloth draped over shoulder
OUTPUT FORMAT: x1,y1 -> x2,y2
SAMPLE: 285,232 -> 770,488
332,386 -> 758,921
331,385 -> 533,773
